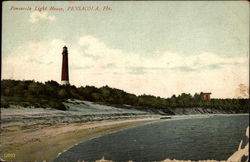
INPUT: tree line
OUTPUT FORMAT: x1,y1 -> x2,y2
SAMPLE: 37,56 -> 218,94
1,79 -> 248,112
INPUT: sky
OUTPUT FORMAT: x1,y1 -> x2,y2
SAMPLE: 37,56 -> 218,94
2,1 -> 249,98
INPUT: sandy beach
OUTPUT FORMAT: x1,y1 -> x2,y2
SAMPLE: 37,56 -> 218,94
0,100 -> 162,161
0,100 -> 247,162
0,117 -> 159,162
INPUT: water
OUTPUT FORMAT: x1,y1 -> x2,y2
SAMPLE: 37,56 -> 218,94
54,115 -> 249,162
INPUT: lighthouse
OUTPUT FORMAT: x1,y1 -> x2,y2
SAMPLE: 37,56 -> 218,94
61,46 -> 69,85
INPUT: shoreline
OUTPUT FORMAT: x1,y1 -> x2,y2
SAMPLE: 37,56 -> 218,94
0,118 -> 159,162
55,114 -> 249,162
1,114 -> 248,162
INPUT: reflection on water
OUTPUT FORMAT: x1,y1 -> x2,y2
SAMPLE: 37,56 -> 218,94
54,115 -> 249,162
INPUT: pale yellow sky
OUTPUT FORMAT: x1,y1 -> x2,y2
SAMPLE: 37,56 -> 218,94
2,1 -> 249,98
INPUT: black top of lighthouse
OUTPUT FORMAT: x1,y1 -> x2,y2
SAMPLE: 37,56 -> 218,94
63,46 -> 68,53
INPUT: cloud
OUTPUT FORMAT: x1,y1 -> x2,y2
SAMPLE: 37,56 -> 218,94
29,11 -> 55,23
2,35 -> 249,98
2,39 -> 65,82
77,35 -> 248,74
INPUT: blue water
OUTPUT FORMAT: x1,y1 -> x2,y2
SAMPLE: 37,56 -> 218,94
54,115 -> 249,162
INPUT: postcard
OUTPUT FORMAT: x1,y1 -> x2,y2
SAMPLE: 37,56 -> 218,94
1,1 -> 249,162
